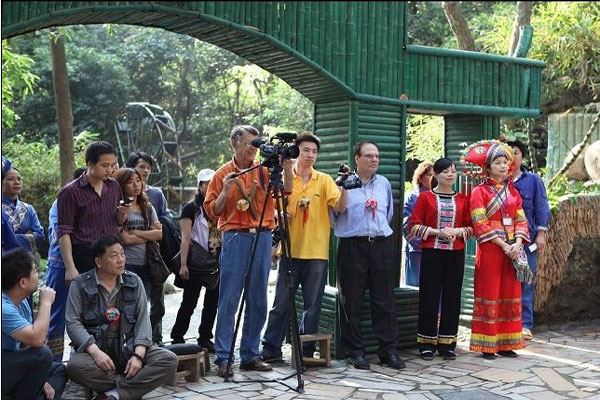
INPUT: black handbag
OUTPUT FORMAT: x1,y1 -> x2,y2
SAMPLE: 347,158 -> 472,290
144,208 -> 170,286
173,240 -> 219,290
147,240 -> 170,286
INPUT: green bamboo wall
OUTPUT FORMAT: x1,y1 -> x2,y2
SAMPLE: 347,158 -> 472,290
2,2 -> 544,116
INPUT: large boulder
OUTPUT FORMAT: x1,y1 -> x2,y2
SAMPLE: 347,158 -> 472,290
564,142 -> 590,181
584,140 -> 600,181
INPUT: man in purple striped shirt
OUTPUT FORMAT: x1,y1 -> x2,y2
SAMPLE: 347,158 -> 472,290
58,141 -> 126,285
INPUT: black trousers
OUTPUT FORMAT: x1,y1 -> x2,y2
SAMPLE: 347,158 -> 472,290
417,248 -> 465,353
171,277 -> 219,343
337,236 -> 398,357
72,244 -> 95,273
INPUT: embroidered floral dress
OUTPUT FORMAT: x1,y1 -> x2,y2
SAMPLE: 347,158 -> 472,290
469,178 -> 530,353
1,195 -> 44,252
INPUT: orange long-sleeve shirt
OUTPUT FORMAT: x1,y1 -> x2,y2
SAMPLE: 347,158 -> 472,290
204,159 -> 276,232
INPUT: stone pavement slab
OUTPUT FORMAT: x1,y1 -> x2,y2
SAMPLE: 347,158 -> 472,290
57,284 -> 599,400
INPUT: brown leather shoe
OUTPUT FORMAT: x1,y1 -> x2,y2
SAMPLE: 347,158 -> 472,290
217,362 -> 234,377
239,358 -> 273,371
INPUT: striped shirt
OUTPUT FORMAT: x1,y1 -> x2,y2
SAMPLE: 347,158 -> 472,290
57,173 -> 122,244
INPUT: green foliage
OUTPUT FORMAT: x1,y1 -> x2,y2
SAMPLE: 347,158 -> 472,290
1,41 -> 39,129
474,2 -> 600,109
406,114 -> 444,162
2,131 -> 96,229
542,171 -> 600,213
4,25 -> 312,182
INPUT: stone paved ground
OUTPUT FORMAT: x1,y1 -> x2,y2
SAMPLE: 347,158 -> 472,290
61,274 -> 600,399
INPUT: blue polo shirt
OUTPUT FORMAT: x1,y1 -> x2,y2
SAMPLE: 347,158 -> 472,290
513,168 -> 551,237
1,291 -> 33,351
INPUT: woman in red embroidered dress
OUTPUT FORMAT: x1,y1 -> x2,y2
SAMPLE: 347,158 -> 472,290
462,141 -> 530,360
408,158 -> 473,361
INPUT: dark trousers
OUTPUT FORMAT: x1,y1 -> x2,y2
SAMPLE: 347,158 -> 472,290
1,346 -> 67,400
171,277 -> 219,343
262,258 -> 328,356
337,236 -> 398,357
126,264 -> 165,344
417,248 -> 465,353
72,244 -> 96,273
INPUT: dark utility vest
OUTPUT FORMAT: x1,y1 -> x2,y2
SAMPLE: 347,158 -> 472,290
77,270 -> 138,370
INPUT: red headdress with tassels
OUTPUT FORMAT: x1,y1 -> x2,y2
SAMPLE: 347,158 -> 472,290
459,139 -> 515,178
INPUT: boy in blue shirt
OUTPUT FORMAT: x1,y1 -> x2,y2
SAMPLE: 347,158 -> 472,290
1,248 -> 67,399
508,141 -> 551,341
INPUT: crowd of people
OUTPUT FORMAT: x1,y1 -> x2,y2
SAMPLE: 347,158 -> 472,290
1,126 -> 550,399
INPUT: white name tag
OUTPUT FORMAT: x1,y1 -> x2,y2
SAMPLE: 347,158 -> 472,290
502,217 -> 513,226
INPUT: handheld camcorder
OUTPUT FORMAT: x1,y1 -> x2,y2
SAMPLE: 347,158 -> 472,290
335,163 -> 362,190
251,132 -> 300,168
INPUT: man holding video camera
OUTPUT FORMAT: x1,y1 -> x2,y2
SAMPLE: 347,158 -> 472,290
331,140 -> 404,371
261,132 -> 346,363
204,125 -> 294,377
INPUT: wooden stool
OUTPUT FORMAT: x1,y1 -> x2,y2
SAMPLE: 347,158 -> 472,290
168,349 -> 208,385
291,333 -> 332,367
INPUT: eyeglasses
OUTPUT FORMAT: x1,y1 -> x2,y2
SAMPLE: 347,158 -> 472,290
360,153 -> 380,160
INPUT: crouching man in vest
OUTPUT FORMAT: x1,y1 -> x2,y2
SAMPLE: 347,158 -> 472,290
65,236 -> 178,400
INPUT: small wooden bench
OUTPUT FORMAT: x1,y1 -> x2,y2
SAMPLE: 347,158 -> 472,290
168,349 -> 210,385
291,333 -> 332,367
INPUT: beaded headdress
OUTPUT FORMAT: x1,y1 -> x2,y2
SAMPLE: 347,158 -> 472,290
459,139 -> 515,177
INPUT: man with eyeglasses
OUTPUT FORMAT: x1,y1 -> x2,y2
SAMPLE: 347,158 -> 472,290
330,140 -> 404,371
204,125 -> 294,377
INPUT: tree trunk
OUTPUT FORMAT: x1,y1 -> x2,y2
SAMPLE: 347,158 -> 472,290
50,31 -> 75,186
441,2 -> 476,51
508,2 -> 534,56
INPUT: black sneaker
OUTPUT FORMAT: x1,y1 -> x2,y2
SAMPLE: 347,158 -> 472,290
482,352 -> 496,360
439,350 -> 456,360
420,350 -> 434,361
198,340 -> 215,353
260,352 -> 283,363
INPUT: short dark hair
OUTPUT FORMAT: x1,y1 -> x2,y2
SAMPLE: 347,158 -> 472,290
230,125 -> 259,142
1,248 -> 35,291
295,132 -> 321,152
433,157 -> 456,174
1,166 -> 19,182
353,140 -> 380,158
85,141 -> 117,165
73,167 -> 86,181
125,151 -> 154,169
507,140 -> 527,158
91,236 -> 123,260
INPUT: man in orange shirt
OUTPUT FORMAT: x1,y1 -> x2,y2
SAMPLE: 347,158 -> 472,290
204,125 -> 293,378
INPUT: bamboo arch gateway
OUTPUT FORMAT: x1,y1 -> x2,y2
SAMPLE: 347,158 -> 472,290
2,1 -> 547,357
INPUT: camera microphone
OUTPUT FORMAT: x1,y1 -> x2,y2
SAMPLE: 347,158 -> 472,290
250,137 -> 266,148
274,132 -> 297,141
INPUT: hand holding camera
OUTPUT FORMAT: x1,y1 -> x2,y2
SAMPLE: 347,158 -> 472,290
335,163 -> 362,190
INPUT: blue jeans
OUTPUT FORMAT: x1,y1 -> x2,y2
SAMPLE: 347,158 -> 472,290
214,231 -> 272,365
521,246 -> 538,329
262,258 -> 328,357
405,250 -> 422,287
1,346 -> 67,399
46,264 -> 68,361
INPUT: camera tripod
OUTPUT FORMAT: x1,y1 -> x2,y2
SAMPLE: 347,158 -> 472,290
223,161 -> 305,393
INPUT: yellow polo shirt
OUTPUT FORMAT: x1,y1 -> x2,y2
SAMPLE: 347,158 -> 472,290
288,168 -> 341,260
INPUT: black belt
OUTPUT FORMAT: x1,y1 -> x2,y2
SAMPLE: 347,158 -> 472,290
351,235 -> 387,243
233,227 -> 271,233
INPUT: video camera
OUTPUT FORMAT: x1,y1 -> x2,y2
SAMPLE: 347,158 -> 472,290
335,163 -> 362,190
251,132 -> 300,168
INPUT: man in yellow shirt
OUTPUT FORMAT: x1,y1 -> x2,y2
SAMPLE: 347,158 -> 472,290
261,132 -> 347,362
